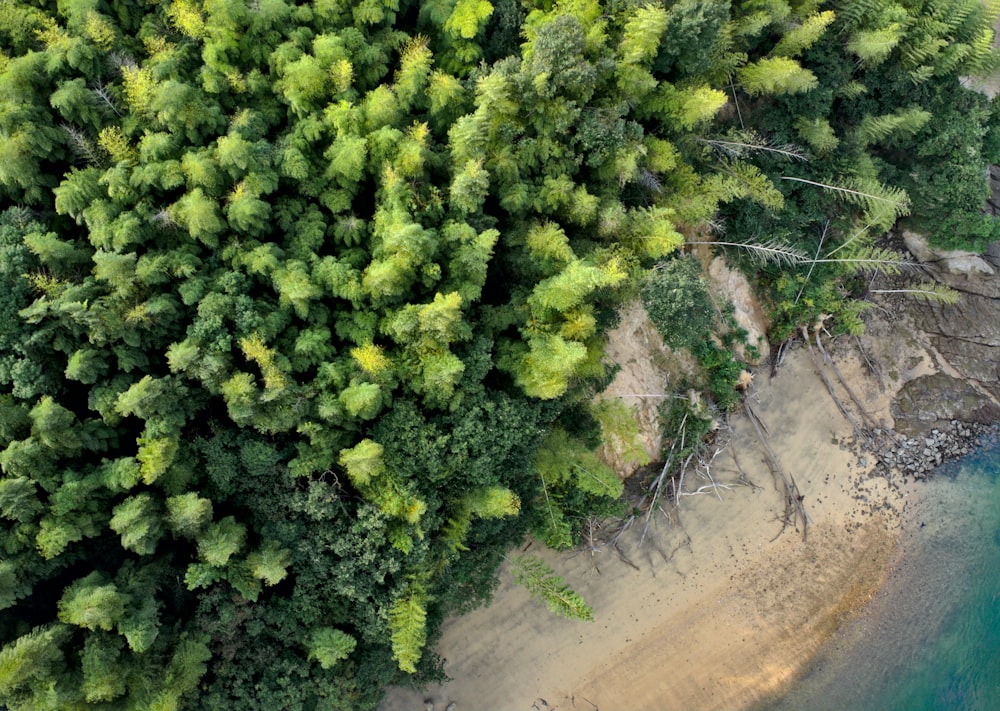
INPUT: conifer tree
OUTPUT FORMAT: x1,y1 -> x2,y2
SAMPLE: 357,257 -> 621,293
511,555 -> 593,621
388,582 -> 428,674
0,0 -> 996,706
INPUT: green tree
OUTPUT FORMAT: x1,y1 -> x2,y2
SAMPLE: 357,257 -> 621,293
0,0 -> 996,707
58,573 -> 127,632
308,627 -> 357,669
511,555 -> 593,621
388,581 -> 428,674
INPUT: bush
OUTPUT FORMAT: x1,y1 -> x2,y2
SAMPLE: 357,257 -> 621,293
641,256 -> 715,351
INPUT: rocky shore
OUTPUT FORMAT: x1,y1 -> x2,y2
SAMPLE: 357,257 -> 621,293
854,230 -> 1000,480
868,420 -> 999,481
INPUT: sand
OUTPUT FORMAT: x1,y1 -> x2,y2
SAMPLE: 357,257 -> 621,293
380,341 -> 908,711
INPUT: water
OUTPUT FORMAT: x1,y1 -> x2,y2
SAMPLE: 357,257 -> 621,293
758,435 -> 1000,711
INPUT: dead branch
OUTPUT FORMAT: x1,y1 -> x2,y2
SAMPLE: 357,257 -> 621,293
853,335 -> 884,389
613,540 -> 641,571
728,438 -> 761,491
801,326 -> 865,441
682,444 -> 729,501
657,528 -> 693,567
596,411 -> 739,564
813,330 -> 880,433
640,413 -> 686,546
90,81 -> 122,117
770,339 -> 791,378
682,483 -> 736,497
580,516 -> 604,575
793,220 -> 830,306
744,398 -> 808,541
673,451 -> 695,507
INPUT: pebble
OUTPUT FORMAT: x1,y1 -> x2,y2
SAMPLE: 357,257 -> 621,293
864,420 -> 998,482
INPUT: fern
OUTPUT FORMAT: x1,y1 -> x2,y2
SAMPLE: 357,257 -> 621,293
388,584 -> 427,674
794,117 -> 838,154
699,130 -> 809,161
837,81 -> 868,99
771,11 -> 836,58
811,245 -> 914,275
836,0 -> 883,31
781,176 -> 910,228
934,42 -> 972,75
856,107 -> 931,145
591,399 -> 651,471
737,56 -> 818,96
899,34 -> 946,70
686,239 -> 810,267
619,5 -> 669,66
964,27 -> 1000,75
308,628 -> 357,670
533,448 -> 573,549
531,427 -> 619,548
466,486 -> 521,518
928,0 -> 1000,75
928,0 -> 979,30
705,29 -> 746,84
440,507 -> 472,553
837,299 -> 875,336
511,555 -> 594,622
847,25 -> 903,67
659,84 -> 728,129
711,160 -> 785,209
908,65 -> 936,85
869,282 -> 961,304
572,461 -> 622,498
534,493 -> 573,549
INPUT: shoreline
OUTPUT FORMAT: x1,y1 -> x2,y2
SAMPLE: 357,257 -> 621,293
380,341 -> 918,711
749,432 -> 1000,711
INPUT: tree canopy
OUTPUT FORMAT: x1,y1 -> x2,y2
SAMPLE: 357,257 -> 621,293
0,0 -> 997,708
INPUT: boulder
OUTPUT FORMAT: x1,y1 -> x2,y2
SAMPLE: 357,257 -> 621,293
908,291 -> 1000,400
891,372 -> 1000,436
901,230 -> 996,279
985,239 -> 1000,270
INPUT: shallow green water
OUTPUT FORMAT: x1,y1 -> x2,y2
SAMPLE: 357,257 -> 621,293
758,435 -> 1000,711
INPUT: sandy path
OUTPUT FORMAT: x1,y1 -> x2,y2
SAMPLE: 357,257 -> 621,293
380,345 -> 906,711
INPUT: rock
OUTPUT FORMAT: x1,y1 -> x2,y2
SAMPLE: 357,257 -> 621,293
986,239 -> 1000,270
908,291 -> 1000,399
706,256 -> 770,364
891,373 -> 1000,436
902,230 -> 997,278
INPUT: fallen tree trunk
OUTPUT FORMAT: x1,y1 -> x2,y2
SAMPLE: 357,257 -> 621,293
744,397 -> 808,541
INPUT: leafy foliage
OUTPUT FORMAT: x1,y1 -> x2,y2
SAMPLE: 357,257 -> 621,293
641,256 -> 715,351
0,0 -> 996,708
511,555 -> 594,621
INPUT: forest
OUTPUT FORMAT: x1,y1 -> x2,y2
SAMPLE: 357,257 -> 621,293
0,0 -> 998,708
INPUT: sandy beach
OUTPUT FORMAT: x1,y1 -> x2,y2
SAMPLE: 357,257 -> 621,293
378,337 -> 915,711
